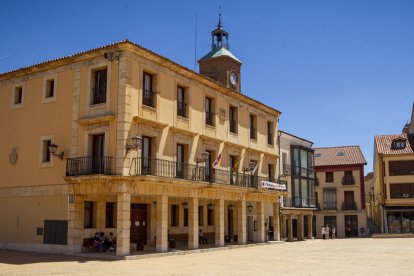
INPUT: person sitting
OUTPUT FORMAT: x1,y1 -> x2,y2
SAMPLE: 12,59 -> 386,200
104,232 -> 116,252
94,232 -> 105,252
199,229 -> 208,244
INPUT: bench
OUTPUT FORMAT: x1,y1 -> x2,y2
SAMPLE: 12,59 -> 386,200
82,237 -> 96,253
170,232 -> 215,247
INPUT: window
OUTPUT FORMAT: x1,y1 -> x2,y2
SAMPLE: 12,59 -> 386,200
389,160 -> 414,176
171,205 -> 179,226
250,114 -> 257,140
268,164 -> 274,181
183,208 -> 188,226
343,191 -> 355,210
205,150 -> 213,182
343,171 -> 355,185
199,206 -> 204,226
14,86 -> 23,105
326,172 -> 334,183
323,188 -> 337,210
177,86 -> 186,117
42,139 -> 52,163
230,155 -> 238,184
142,136 -> 152,174
205,97 -> 214,126
300,150 -> 308,177
207,207 -> 214,226
45,79 -> 55,98
105,202 -> 116,228
143,72 -> 155,107
84,201 -> 95,228
392,139 -> 407,150
390,183 -> 414,199
91,69 -> 107,104
267,121 -> 274,145
229,106 -> 238,133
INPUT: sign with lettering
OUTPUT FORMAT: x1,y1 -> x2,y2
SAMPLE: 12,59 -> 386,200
261,181 -> 287,191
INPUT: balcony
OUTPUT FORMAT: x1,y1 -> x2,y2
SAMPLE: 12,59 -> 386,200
342,175 -> 355,185
342,201 -> 357,210
283,196 -> 316,208
66,156 -> 113,176
131,157 -> 287,191
323,201 -> 337,210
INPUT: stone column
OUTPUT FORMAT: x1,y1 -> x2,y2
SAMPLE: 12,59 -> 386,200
307,215 -> 313,239
237,200 -> 247,244
150,200 -> 157,245
214,199 -> 225,247
188,197 -> 199,249
156,195 -> 168,253
257,202 -> 265,242
287,214 -> 293,242
67,194 -> 83,254
273,201 -> 280,241
297,214 -> 304,241
96,195 -> 105,230
281,215 -> 286,239
116,193 -> 131,256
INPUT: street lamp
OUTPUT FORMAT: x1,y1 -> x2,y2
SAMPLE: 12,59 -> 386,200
207,201 -> 214,211
247,203 -> 253,213
126,135 -> 143,153
48,143 -> 64,160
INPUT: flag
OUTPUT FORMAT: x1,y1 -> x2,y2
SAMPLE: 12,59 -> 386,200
212,152 -> 222,169
251,162 -> 259,175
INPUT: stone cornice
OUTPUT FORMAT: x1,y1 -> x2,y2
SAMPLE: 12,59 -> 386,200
77,114 -> 116,126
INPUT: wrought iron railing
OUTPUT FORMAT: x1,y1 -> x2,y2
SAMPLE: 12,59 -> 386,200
177,102 -> 187,117
131,157 -> 287,190
323,201 -> 337,210
91,88 -> 106,105
342,175 -> 355,185
66,156 -> 113,176
342,201 -> 357,210
206,112 -> 214,126
143,89 -> 155,107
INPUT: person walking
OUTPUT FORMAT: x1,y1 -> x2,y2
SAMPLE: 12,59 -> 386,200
332,226 -> 336,239
325,225 -> 330,239
321,226 -> 326,240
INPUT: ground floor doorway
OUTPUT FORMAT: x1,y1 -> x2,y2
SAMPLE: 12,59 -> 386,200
344,215 -> 358,237
130,203 -> 148,244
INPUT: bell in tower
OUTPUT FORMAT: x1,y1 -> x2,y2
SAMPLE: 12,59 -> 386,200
198,14 -> 242,92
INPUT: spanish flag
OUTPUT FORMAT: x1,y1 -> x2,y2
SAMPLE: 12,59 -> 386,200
212,152 -> 222,169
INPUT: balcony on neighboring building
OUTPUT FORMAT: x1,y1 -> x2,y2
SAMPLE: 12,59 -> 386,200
323,201 -> 337,210
342,201 -> 357,210
131,157 -> 287,191
66,156 -> 113,176
342,175 -> 355,185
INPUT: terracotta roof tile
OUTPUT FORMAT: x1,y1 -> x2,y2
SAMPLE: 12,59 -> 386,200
374,133 -> 414,155
314,146 -> 366,167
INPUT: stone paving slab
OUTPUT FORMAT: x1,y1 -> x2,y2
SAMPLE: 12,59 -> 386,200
1,238 -> 414,276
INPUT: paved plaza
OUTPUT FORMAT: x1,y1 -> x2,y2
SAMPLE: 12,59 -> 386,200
1,238 -> 413,276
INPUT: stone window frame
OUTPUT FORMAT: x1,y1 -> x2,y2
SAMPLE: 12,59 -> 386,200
42,73 -> 58,104
11,82 -> 25,109
39,134 -> 55,168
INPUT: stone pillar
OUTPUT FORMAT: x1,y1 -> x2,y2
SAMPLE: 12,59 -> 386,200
67,194 -> 83,253
281,215 -> 286,239
116,193 -> 131,256
307,215 -> 313,239
237,200 -> 246,244
257,202 -> 265,242
188,197 -> 199,249
214,199 -> 225,247
273,201 -> 280,241
287,214 -> 293,242
297,214 -> 304,241
156,195 -> 168,252
96,195 -> 105,230
150,200 -> 157,245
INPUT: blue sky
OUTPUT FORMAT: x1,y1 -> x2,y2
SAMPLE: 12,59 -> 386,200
1,0 -> 414,172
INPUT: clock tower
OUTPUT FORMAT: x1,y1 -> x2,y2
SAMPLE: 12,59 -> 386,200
198,15 -> 242,92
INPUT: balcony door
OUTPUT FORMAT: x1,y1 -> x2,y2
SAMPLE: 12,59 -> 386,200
92,134 -> 104,174
176,144 -> 184,178
344,191 -> 354,206
141,137 -> 152,174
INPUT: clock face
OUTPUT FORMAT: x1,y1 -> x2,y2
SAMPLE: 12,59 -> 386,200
229,72 -> 237,86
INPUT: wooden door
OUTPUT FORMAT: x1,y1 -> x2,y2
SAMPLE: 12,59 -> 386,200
130,204 -> 147,244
